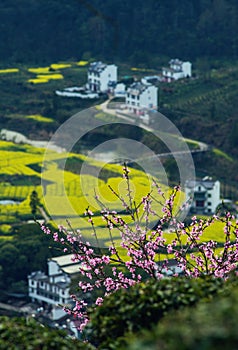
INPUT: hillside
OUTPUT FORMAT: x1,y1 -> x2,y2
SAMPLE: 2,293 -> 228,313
0,0 -> 237,65
0,59 -> 238,198
0,0 -> 238,193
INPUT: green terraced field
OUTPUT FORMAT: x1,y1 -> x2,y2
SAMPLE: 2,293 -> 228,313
0,137 -> 234,252
0,139 -> 176,247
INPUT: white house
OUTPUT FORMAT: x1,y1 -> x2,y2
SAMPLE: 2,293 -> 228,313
185,177 -> 221,214
108,81 -> 126,97
162,58 -> 192,82
126,82 -> 158,115
28,254 -> 82,320
87,61 -> 117,93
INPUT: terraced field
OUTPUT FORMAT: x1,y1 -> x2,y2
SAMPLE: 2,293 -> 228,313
162,66 -> 238,122
0,139 -> 178,246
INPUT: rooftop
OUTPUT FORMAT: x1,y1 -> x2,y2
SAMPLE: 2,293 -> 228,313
88,61 -> 108,73
28,271 -> 48,281
50,254 -> 77,267
61,263 -> 83,275
169,58 -> 183,66
185,177 -> 219,190
127,82 -> 149,95
49,254 -> 86,275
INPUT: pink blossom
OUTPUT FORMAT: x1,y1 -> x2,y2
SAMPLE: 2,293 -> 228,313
40,176 -> 238,334
95,297 -> 104,306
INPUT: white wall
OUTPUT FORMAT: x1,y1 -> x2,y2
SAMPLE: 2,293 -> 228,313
173,71 -> 185,80
48,261 -> 61,276
140,85 -> 158,109
126,85 -> 158,112
88,64 -> 117,92
209,181 -> 220,213
100,64 -> 117,91
114,83 -> 126,96
182,62 -> 192,77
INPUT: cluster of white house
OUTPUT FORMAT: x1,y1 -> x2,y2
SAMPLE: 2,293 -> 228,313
56,58 -> 192,116
28,177 -> 223,320
84,58 -> 192,114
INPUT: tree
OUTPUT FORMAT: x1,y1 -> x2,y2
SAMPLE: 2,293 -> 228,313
0,316 -> 94,350
86,276 -> 228,349
29,190 -> 40,216
41,167 -> 238,334
126,280 -> 238,350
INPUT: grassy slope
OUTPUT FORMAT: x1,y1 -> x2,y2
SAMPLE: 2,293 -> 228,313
0,137 -> 233,260
0,138 -> 172,247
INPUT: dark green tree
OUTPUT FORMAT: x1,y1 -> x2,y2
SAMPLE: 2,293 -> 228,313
0,316 -> 94,350
29,190 -> 40,216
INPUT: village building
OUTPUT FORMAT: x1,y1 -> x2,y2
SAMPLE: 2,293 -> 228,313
141,75 -> 161,85
185,177 -> 221,214
162,58 -> 192,82
108,81 -> 126,97
87,61 -> 117,93
28,254 -> 82,320
126,82 -> 158,115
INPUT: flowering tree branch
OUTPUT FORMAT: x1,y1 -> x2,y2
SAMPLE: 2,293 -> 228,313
41,166 -> 238,331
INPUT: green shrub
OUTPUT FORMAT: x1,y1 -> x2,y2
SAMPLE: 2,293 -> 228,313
125,281 -> 238,350
0,316 -> 95,350
86,276 -> 227,349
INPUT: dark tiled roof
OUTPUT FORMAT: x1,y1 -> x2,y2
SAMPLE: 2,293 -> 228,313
185,179 -> 216,190
127,82 -> 148,94
88,61 -> 107,73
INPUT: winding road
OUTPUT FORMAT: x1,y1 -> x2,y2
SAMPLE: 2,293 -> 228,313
99,99 -> 209,164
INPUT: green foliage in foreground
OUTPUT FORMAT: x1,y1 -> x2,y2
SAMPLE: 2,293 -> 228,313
1,277 -> 237,350
125,280 -> 238,350
86,276 -> 229,349
0,316 -> 95,350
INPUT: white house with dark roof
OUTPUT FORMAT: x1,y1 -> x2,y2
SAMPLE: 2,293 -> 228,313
126,82 -> 158,115
28,254 -> 82,320
162,59 -> 192,82
185,177 -> 221,214
87,61 -> 117,93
